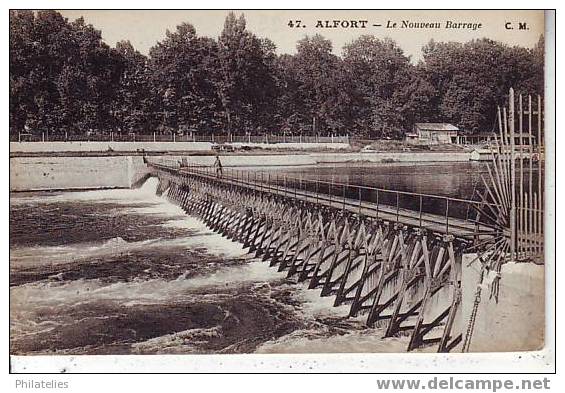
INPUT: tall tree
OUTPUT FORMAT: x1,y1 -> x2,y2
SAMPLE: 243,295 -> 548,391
9,11 -> 121,136
147,23 -> 222,134
342,36 -> 413,138
217,13 -> 277,133
112,41 -> 149,133
290,34 -> 350,134
421,38 -> 544,132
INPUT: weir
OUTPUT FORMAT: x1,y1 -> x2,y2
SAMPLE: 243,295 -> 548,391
139,88 -> 544,353
143,161 -> 489,353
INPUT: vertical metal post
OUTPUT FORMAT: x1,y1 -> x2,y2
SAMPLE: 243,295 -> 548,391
419,195 -> 423,227
396,192 -> 399,222
358,187 -> 361,215
329,181 -> 332,208
316,178 -> 319,206
376,189 -> 379,219
445,198 -> 450,234
342,183 -> 346,211
509,88 -> 516,260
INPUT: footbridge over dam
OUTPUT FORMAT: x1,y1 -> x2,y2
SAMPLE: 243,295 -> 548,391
139,89 -> 545,353
140,155 -> 524,353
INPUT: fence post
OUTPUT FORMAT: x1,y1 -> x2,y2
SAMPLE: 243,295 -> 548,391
42,132 -> 45,142
445,198 -> 450,234
419,195 -> 423,227
18,131 -> 21,143
376,189 -> 379,219
396,193 -> 400,222
173,133 -> 176,143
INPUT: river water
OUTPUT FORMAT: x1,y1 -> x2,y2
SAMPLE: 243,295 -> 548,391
8,162 -> 535,355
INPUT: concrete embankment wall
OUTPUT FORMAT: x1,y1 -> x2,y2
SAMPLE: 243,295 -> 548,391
10,141 -> 213,153
461,256 -> 544,352
10,151 -> 471,191
10,156 -> 148,192
10,141 -> 349,153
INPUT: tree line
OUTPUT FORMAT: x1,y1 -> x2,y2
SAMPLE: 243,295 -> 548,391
9,10 -> 544,139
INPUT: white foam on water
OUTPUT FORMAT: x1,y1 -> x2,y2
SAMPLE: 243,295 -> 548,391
12,178 -> 416,354
11,260 -> 285,312
11,177 -> 161,205
10,237 -> 158,268
255,327 -> 409,354
290,283 -> 352,319
131,326 -> 223,354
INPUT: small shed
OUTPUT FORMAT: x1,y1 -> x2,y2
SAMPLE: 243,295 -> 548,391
408,123 -> 459,144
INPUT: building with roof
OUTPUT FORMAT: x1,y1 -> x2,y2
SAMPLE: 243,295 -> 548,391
405,123 -> 460,145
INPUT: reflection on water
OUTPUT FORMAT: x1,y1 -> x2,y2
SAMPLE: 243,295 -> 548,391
266,162 -> 486,199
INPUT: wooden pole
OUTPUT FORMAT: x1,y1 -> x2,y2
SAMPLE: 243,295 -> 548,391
500,107 -> 511,211
533,192 -> 538,256
519,94 -> 524,254
509,88 -> 516,260
537,94 -> 543,257
528,95 -> 533,219
525,192 -> 530,255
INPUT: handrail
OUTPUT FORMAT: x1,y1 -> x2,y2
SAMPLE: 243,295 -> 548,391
148,160 -> 502,236
151,160 -> 499,209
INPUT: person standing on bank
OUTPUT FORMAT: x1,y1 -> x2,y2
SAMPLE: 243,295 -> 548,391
214,155 -> 223,178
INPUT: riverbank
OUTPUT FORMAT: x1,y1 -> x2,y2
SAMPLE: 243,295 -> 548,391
9,141 -> 350,156
461,256 -> 545,352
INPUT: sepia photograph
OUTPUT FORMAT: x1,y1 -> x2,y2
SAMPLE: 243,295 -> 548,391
7,8 -> 554,375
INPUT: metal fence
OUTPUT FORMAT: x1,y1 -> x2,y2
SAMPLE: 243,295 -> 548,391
10,132 -> 350,144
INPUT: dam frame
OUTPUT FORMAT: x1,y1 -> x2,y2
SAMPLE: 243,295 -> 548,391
140,88 -> 544,354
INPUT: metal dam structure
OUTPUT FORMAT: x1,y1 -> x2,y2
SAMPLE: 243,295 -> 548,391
140,89 -> 544,353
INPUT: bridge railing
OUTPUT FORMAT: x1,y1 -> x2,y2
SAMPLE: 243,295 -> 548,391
152,161 -> 501,237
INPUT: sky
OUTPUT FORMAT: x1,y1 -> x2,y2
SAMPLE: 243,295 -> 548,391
59,10 -> 545,62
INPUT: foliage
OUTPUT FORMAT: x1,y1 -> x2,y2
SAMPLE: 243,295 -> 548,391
9,11 -> 545,138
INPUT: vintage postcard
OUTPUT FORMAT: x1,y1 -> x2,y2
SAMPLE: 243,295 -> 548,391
9,9 -> 553,373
